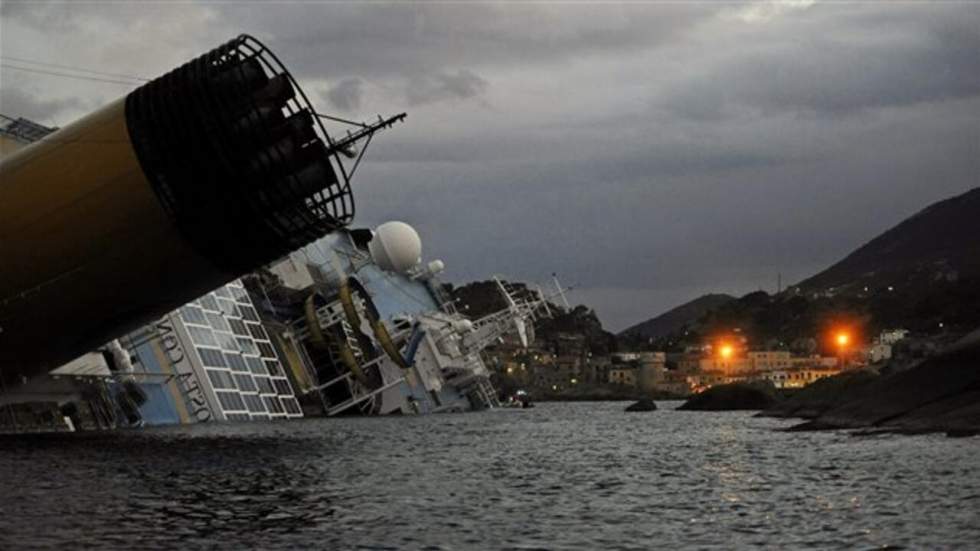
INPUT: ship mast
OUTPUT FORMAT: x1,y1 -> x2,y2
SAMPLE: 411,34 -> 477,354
317,112 -> 407,179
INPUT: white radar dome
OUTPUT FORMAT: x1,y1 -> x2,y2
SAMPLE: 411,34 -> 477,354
427,259 -> 445,275
369,221 -> 422,274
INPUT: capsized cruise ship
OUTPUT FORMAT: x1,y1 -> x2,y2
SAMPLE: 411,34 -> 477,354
1,34 -> 378,431
117,220 -> 553,425
0,216 -> 552,430
0,121 -> 553,431
0,34 -> 555,432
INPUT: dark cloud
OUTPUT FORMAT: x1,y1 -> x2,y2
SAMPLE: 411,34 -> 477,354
405,69 -> 488,106
2,1 -> 978,331
658,3 -> 980,119
326,78 -> 363,111
213,4 -> 715,79
0,87 -> 87,125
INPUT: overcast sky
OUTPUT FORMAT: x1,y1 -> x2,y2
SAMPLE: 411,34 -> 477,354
2,1 -> 978,331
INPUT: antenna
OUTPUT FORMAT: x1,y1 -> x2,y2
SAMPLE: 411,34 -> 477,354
494,276 -> 529,347
535,284 -> 553,317
494,276 -> 517,309
316,112 -> 407,179
552,273 -> 571,310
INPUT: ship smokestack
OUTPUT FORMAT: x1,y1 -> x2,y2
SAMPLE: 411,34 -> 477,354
0,35 -> 355,377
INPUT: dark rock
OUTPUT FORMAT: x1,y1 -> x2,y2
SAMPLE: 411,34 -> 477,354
678,381 -> 778,411
624,399 -> 658,412
784,420 -> 839,432
758,369 -> 880,420
790,331 -> 980,434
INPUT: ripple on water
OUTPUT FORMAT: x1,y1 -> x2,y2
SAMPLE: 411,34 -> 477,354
0,402 -> 978,549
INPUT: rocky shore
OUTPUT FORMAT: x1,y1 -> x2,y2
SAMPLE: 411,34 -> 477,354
678,380 -> 779,411
762,330 -> 980,436
759,369 -> 879,420
673,330 -> 980,436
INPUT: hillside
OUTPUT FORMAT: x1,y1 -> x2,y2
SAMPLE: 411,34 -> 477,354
798,187 -> 980,292
644,188 -> 980,352
619,293 -> 734,339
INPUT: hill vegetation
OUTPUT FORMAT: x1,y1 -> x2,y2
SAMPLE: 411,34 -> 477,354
619,293 -> 734,340
642,187 -> 980,352
450,280 -> 617,354
798,187 -> 980,292
450,188 -> 980,357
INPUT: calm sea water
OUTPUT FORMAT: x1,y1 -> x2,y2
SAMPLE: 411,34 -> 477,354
1,401 -> 977,549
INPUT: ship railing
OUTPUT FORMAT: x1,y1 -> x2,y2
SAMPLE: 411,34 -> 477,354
324,375 -> 405,416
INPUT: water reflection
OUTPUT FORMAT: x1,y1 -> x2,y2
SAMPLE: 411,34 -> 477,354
1,404 -> 977,549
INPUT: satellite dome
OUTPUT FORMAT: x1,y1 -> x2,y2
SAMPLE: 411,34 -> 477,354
427,259 -> 446,275
369,221 -> 422,273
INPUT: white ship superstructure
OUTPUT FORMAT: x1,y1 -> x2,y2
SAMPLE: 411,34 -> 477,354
252,224 -> 552,416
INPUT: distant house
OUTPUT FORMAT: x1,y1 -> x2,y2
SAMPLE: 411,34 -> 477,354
867,328 -> 909,364
608,364 -> 638,387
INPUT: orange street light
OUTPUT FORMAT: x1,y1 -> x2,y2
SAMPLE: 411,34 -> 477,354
719,344 -> 734,359
835,331 -> 851,370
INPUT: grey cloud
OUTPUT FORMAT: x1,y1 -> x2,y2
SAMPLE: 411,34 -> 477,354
2,1 -> 978,331
405,69 -> 488,106
659,4 -> 980,120
326,78 -> 364,111
0,1 -> 77,32
214,3 -> 716,79
0,87 -> 87,125
354,94 -> 977,330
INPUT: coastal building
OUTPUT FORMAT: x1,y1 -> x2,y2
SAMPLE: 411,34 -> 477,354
760,367 -> 841,389
554,334 -> 588,357
531,363 -> 568,390
658,369 -> 695,396
663,344 -> 842,393
696,350 -> 835,375
866,329 -> 909,364
790,355 -> 839,369
688,372 -> 738,391
868,343 -> 892,364
611,352 -> 641,363
609,365 -> 638,387
748,351 -> 793,371
555,355 -> 584,384
583,355 -> 611,385
637,352 -> 667,393
676,353 -> 702,373
697,356 -> 750,374
879,329 -> 910,345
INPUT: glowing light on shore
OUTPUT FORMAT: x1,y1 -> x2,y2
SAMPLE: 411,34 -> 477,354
719,344 -> 734,359
836,332 -> 850,347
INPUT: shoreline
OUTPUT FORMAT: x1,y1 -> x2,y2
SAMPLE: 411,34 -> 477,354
758,331 -> 980,437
